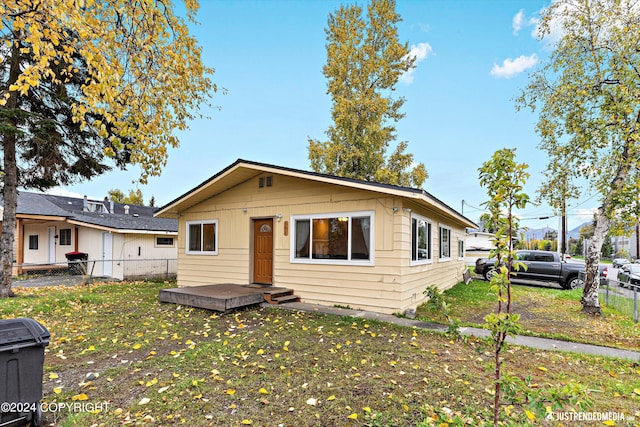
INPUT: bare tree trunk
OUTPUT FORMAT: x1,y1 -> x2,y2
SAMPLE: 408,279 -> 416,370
582,207 -> 609,315
0,40 -> 22,298
1,138 -> 17,298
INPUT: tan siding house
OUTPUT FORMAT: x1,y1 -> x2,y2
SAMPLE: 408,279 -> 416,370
156,160 -> 476,314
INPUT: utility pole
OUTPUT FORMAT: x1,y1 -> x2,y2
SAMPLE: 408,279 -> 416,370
561,197 -> 567,260
636,219 -> 640,259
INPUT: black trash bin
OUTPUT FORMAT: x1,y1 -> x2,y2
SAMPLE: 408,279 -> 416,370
65,251 -> 88,275
0,318 -> 50,427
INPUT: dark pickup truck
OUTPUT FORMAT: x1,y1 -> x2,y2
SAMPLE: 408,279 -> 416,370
475,250 -> 585,290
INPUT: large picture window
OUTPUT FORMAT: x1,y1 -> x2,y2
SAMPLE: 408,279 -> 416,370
186,220 -> 218,255
291,212 -> 374,265
439,225 -> 451,260
411,215 -> 432,264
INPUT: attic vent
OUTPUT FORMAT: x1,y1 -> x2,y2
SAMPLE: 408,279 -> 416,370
258,176 -> 273,188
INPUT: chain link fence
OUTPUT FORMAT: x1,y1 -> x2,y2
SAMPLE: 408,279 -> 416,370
15,258 -> 177,282
579,270 -> 639,323
600,277 -> 638,323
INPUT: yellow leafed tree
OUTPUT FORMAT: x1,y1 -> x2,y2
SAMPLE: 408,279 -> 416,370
0,0 -> 217,296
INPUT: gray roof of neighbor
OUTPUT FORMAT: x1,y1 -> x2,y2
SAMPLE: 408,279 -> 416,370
14,192 -> 177,233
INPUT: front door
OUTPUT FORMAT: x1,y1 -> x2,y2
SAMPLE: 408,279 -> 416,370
102,232 -> 113,276
48,227 -> 56,264
253,218 -> 273,284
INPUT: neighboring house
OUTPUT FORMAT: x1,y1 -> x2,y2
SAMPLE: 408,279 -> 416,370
2,192 -> 177,280
155,159 -> 477,314
465,230 -> 495,266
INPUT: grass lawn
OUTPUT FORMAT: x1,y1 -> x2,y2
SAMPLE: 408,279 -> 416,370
416,279 -> 640,352
0,280 -> 638,426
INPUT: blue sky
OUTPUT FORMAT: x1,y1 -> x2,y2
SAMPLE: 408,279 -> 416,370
51,0 -> 597,231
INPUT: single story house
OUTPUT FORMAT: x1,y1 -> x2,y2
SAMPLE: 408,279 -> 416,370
3,192 -> 178,280
155,159 -> 477,314
465,230 -> 495,267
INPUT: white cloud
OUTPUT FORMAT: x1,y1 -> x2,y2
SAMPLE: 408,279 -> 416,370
490,54 -> 538,79
400,42 -> 433,84
512,9 -> 525,35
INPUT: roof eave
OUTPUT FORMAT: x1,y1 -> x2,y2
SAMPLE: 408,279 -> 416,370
155,159 -> 477,229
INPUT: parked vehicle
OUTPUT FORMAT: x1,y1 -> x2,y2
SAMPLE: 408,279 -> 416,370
474,250 -> 585,290
612,258 -> 631,268
617,264 -> 640,288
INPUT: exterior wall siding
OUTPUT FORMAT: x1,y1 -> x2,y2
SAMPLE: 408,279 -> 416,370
176,173 -> 469,314
20,222 -> 177,279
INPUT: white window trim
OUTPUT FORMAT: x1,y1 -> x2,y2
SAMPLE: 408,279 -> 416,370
458,239 -> 465,260
186,220 -> 218,255
59,228 -> 72,246
410,213 -> 433,266
438,224 -> 452,262
289,211 -> 375,266
155,236 -> 176,248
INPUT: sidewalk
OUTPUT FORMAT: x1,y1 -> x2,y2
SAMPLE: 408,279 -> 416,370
268,301 -> 640,361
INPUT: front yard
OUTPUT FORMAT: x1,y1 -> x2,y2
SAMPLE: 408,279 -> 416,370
0,280 -> 639,426
416,279 -> 640,351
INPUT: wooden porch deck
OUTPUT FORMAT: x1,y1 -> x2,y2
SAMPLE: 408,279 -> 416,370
158,284 -> 299,312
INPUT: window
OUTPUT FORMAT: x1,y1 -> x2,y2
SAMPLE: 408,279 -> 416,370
186,220 -> 218,254
411,215 -> 432,264
59,229 -> 72,246
458,239 -> 464,259
86,201 -> 108,213
291,212 -> 374,265
439,226 -> 451,260
156,236 -> 175,247
28,235 -> 38,250
533,252 -> 554,262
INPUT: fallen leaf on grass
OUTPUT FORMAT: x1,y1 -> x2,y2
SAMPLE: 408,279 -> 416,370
138,397 -> 150,405
347,413 -> 357,420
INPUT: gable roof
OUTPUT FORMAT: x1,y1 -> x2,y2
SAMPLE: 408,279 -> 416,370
155,159 -> 477,228
13,192 -> 177,234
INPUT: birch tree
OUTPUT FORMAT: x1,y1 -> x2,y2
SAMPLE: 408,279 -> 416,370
517,0 -> 640,314
0,0 -> 216,297
308,0 -> 427,187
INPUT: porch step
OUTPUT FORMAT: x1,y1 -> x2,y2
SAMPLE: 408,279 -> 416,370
263,288 -> 300,305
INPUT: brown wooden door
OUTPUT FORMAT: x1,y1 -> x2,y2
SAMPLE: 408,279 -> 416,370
253,218 -> 273,284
